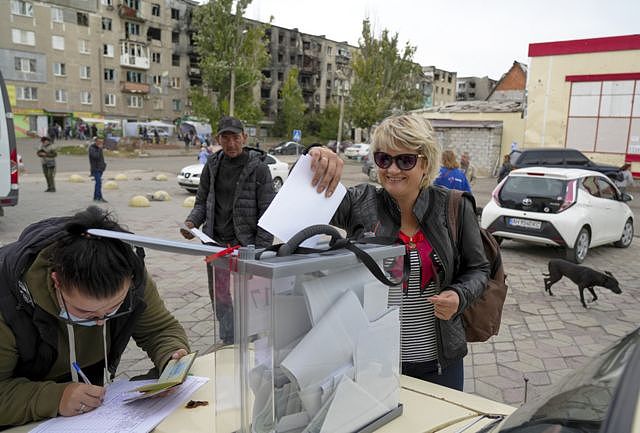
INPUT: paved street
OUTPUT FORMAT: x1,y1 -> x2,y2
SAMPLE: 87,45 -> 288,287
2,148 -> 639,407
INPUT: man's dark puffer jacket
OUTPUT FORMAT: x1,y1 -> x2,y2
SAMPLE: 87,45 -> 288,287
187,148 -> 275,248
331,184 -> 489,367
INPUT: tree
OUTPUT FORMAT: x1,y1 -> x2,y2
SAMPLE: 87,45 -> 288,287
279,67 -> 306,138
192,0 -> 269,123
348,19 -> 423,134
317,104 -> 340,141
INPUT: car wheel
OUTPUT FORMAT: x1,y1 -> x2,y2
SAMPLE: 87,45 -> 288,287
566,226 -> 590,264
614,218 -> 633,248
273,177 -> 283,192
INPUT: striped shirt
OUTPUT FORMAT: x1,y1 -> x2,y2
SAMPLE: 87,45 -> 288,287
388,249 -> 441,362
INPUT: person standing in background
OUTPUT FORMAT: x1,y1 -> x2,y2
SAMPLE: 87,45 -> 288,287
616,163 -> 635,194
37,136 -> 57,192
434,150 -> 472,193
88,138 -> 107,203
460,152 -> 477,186
497,154 -> 513,183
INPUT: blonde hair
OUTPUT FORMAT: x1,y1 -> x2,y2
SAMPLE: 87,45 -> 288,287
371,113 -> 441,188
441,150 -> 459,169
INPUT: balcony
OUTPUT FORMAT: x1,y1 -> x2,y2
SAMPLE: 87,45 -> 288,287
118,4 -> 144,22
120,54 -> 150,70
121,82 -> 150,94
188,66 -> 201,77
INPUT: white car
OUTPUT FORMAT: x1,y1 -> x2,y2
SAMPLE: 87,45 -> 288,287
481,167 -> 634,263
177,154 -> 289,194
344,143 -> 370,160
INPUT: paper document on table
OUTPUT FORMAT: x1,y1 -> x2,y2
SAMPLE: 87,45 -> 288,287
28,376 -> 208,433
258,154 -> 347,244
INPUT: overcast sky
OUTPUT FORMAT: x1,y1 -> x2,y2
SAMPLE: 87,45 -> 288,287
241,0 -> 639,79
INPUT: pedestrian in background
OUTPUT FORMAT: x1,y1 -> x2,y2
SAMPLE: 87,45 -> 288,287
37,136 -> 57,192
434,149 -> 472,192
460,151 -> 477,186
198,143 -> 209,164
497,154 -> 513,183
616,163 -> 635,194
88,137 -> 107,203
180,116 -> 275,345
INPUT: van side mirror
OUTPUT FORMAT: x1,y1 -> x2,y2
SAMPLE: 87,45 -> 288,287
621,193 -> 633,202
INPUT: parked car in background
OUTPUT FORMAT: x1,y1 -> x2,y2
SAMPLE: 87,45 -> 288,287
0,70 -> 18,216
361,154 -> 378,183
481,167 -> 633,263
268,141 -> 306,155
344,143 -> 370,160
178,154 -> 289,194
510,148 -> 623,180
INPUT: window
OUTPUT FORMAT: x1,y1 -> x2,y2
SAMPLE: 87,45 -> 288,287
152,75 -> 162,86
126,70 -> 143,83
11,0 -> 33,17
566,79 -> 639,154
582,177 -> 600,197
12,29 -> 35,46
102,0 -> 113,5
80,65 -> 91,79
55,89 -> 67,103
172,54 -> 180,66
147,27 -> 161,41
80,91 -> 92,104
102,17 -> 112,31
327,46 -> 332,55
171,8 -> 180,19
52,7 -> 64,23
103,44 -> 114,57
52,35 -> 65,50
53,63 -> 66,76
151,3 -> 160,16
104,68 -> 114,81
77,12 -> 89,26
447,89 -> 451,95
171,77 -> 181,89
104,93 -> 116,106
79,39 -> 90,54
14,57 -> 36,73
125,22 -> 140,37
17,87 -> 37,100
152,52 -> 161,63
172,32 -> 180,43
277,72 -> 283,81
124,0 -> 139,9
596,178 -> 617,200
290,55 -> 295,64
127,95 -> 143,108
172,99 -> 182,111
153,98 -> 163,110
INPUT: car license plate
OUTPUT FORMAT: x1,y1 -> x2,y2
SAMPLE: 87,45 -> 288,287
508,218 -> 542,230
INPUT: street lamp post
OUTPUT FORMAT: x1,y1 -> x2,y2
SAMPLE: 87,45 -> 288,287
335,71 -> 350,156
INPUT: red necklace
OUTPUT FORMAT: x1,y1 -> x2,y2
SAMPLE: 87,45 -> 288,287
398,230 -> 424,249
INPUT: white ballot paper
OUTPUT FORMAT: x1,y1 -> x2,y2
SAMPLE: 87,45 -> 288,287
258,154 -> 346,244
29,376 -> 208,433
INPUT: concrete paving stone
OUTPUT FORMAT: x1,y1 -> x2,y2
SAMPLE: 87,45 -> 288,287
502,361 -> 544,374
497,351 -> 519,363
559,346 -> 583,357
519,304 -> 547,315
603,324 -> 637,337
523,371 -> 551,386
470,342 -> 494,354
548,369 -> 574,382
190,320 -> 216,337
565,356 -> 590,369
549,331 -> 576,344
474,380 -> 503,402
479,375 -> 522,390
524,315 -> 545,324
572,335 -> 595,345
544,320 -> 566,330
542,357 -> 568,370
474,364 -> 499,378
517,353 -> 545,369
494,342 -> 516,351
514,340 -> 536,351
463,380 -> 475,394
472,353 -> 497,365
503,387 -> 526,406
538,308 -> 557,315
528,322 -> 548,331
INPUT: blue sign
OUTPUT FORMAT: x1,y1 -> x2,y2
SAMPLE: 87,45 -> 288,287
292,129 -> 302,142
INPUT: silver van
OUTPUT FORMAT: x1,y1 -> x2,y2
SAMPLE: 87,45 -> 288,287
0,71 -> 19,215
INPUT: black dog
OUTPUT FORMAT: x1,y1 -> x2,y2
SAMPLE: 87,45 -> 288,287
543,259 -> 622,308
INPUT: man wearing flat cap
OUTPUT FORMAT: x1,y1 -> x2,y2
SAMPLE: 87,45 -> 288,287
180,116 -> 275,345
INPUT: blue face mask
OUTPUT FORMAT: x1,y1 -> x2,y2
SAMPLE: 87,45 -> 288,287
59,307 -> 120,327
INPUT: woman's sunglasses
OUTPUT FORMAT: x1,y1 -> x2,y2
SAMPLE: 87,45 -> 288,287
373,152 -> 425,171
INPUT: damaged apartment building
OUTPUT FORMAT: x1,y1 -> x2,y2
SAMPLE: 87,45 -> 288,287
259,24 -> 355,121
1,0 -> 200,137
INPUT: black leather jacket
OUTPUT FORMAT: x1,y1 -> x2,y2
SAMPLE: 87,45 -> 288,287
331,184 -> 489,366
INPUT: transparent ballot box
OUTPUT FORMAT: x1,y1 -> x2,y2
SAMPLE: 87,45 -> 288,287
214,243 -> 406,433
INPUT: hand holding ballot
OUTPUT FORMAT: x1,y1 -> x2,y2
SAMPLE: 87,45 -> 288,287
307,145 -> 344,197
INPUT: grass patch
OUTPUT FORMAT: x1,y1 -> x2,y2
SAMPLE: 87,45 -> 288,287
57,146 -> 87,155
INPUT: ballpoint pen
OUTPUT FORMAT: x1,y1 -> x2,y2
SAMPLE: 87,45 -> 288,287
72,362 -> 92,385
